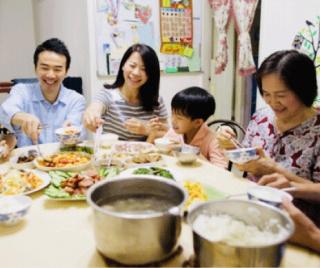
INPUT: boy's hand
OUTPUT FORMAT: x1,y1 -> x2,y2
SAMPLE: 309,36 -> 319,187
0,140 -> 10,160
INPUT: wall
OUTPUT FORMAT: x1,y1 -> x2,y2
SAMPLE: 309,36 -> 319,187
0,0 -> 222,119
0,0 -> 36,80
257,0 -> 320,109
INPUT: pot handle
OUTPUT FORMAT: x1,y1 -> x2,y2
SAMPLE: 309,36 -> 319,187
168,206 -> 182,217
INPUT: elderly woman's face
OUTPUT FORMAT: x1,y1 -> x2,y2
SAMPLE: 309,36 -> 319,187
261,74 -> 306,122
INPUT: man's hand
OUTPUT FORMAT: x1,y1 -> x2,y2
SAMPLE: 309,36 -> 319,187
12,112 -> 41,144
0,140 -> 10,160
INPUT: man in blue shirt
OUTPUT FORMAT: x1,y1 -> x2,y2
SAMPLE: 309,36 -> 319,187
0,38 -> 86,147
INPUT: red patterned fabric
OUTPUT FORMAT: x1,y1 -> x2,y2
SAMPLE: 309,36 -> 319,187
242,107 -> 320,182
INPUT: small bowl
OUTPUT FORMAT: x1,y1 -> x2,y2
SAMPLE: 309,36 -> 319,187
0,195 -> 32,226
247,186 -> 293,207
100,133 -> 119,148
176,145 -> 200,165
55,126 -> 81,145
154,138 -> 176,153
224,147 -> 259,164
9,150 -> 38,169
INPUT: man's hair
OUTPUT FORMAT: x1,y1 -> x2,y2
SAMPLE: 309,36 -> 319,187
171,86 -> 216,121
33,38 -> 71,70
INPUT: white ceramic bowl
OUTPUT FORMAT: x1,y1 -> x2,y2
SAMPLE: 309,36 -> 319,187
0,195 -> 32,226
55,126 -> 81,145
154,138 -> 176,153
176,144 -> 200,165
9,150 -> 38,169
224,147 -> 259,164
247,186 -> 293,207
100,133 -> 119,148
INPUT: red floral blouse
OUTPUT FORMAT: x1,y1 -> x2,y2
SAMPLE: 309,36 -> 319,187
242,107 -> 320,182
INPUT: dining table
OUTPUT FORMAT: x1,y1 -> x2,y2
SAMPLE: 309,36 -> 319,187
0,142 -> 320,268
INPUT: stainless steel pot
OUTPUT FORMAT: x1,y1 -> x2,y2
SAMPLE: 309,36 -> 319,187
87,175 -> 187,265
187,200 -> 294,267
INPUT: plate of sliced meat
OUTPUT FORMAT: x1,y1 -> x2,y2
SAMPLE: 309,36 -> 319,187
44,167 -> 120,200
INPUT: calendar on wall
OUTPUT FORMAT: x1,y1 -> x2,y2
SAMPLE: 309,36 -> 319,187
94,0 -> 201,76
160,0 -> 193,57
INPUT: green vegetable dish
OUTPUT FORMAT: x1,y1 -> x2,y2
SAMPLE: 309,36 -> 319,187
133,167 -> 174,179
45,167 -> 120,200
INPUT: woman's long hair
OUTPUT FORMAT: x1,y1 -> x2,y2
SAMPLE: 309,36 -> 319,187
104,44 -> 160,111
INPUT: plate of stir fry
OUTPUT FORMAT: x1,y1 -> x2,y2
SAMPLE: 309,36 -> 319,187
0,168 -> 51,196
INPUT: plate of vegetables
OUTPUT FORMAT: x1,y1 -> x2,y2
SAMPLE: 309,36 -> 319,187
119,166 -> 178,180
44,167 -> 120,200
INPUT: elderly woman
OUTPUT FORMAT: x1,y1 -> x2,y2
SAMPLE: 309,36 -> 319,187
220,50 -> 320,225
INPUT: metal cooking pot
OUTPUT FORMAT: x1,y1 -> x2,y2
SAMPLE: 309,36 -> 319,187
187,200 -> 294,267
87,175 -> 187,265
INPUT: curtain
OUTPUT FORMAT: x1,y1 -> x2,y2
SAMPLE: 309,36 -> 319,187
232,0 -> 258,76
209,0 -> 258,76
209,0 -> 232,74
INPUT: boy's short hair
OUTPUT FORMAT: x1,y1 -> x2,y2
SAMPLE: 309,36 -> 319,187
171,86 -> 215,121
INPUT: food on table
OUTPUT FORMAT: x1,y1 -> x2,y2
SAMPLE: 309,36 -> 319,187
192,213 -> 289,246
100,195 -> 176,214
17,150 -> 38,163
45,167 -> 120,199
183,181 -> 208,208
133,167 -> 174,179
60,145 -> 94,154
112,142 -> 155,154
0,169 -> 43,195
131,153 -> 162,164
36,152 -> 91,168
63,128 -> 80,135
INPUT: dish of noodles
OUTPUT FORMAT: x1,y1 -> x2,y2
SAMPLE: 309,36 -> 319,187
0,169 -> 50,196
34,152 -> 91,171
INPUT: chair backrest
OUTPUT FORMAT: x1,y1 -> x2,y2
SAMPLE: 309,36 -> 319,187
207,119 -> 247,177
10,76 -> 83,95
207,119 -> 245,140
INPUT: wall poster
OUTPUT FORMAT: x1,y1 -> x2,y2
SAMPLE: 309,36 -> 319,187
94,0 -> 201,76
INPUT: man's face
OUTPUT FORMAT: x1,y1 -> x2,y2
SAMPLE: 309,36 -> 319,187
35,51 -> 68,95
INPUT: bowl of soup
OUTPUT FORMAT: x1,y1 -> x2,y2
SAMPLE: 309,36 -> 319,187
55,126 -> 81,145
86,175 -> 187,265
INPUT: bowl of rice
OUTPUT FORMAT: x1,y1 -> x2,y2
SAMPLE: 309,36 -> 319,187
187,199 -> 294,267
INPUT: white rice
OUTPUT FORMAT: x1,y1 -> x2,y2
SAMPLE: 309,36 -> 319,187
193,213 -> 289,247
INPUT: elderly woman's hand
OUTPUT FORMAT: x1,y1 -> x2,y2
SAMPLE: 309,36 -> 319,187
217,126 -> 237,149
258,173 -> 292,189
282,198 -> 320,252
234,148 -> 277,176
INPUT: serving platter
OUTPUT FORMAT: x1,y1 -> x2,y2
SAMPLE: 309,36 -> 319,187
33,152 -> 91,171
0,168 -> 51,196
119,166 -> 180,181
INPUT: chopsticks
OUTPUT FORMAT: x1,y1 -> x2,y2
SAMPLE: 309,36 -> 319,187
230,136 -> 243,149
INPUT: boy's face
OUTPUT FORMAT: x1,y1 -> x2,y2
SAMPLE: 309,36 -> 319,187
171,111 -> 198,135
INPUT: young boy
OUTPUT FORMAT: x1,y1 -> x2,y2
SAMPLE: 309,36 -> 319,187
163,86 -> 227,169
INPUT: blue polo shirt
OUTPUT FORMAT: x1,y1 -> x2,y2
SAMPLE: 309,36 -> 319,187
0,82 -> 86,147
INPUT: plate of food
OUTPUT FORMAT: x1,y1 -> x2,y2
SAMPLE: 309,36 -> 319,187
45,167 -> 120,200
111,141 -> 156,155
9,149 -> 38,169
183,180 -> 226,210
119,166 -> 178,180
34,151 -> 91,171
0,168 -> 51,196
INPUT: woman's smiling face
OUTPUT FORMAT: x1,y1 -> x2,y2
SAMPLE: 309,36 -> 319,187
261,74 -> 307,122
122,52 -> 148,91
